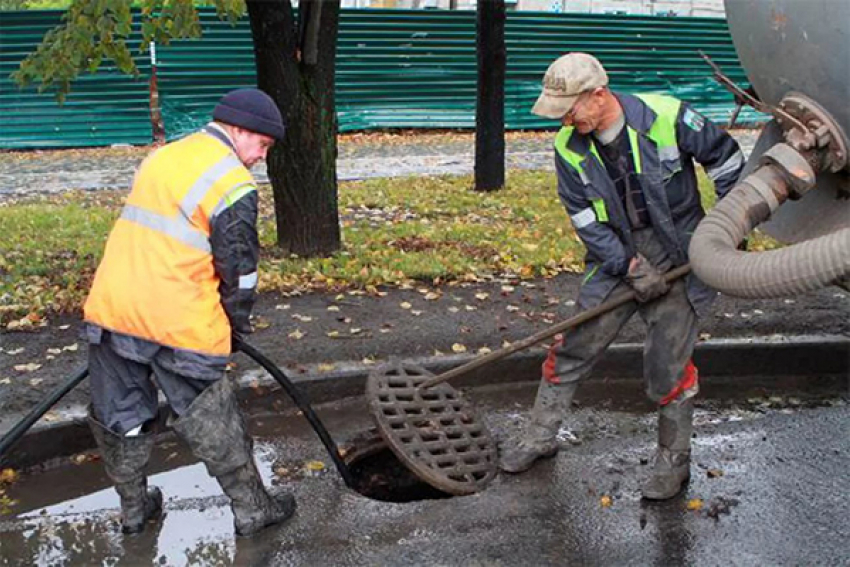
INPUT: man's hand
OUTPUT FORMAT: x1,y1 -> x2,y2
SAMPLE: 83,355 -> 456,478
626,254 -> 670,303
231,320 -> 254,352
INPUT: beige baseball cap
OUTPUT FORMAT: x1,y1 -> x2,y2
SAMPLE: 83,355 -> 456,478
531,52 -> 609,119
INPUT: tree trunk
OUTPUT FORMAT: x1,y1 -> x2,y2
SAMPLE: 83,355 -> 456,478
246,0 -> 341,256
474,0 -> 506,192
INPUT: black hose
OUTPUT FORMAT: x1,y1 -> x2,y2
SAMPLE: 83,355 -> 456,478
0,366 -> 88,462
233,338 -> 355,489
1,341 -> 355,490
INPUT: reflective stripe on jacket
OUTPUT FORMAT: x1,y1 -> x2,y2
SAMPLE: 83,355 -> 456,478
84,131 -> 257,356
554,92 -> 744,315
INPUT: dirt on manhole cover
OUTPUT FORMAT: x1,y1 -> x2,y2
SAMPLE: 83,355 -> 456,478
366,360 -> 498,495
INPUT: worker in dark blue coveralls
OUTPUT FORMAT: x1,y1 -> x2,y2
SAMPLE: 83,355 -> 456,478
500,53 -> 745,500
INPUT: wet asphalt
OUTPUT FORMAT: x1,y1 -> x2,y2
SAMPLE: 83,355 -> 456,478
0,130 -> 760,198
1,381 -> 847,566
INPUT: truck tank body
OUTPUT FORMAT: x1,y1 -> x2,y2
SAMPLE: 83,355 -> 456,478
725,0 -> 850,244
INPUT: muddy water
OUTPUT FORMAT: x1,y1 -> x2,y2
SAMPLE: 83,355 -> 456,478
1,383 -> 847,566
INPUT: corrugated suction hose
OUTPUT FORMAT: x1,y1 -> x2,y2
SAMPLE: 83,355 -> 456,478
689,143 -> 850,298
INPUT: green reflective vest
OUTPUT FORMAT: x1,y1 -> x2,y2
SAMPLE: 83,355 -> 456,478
554,94 -> 682,222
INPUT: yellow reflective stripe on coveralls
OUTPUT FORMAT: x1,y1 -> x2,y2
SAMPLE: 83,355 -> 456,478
179,154 -> 243,219
120,205 -> 212,253
121,153 -> 244,251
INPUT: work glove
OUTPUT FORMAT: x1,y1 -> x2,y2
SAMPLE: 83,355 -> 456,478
231,319 -> 254,352
625,254 -> 670,303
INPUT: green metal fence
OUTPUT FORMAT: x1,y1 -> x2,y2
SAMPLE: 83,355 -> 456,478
0,8 -> 758,149
0,11 -> 153,149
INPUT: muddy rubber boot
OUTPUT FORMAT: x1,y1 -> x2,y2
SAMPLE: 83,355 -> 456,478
218,460 -> 297,537
171,377 -> 296,537
89,414 -> 163,534
641,396 -> 694,500
500,380 -> 577,474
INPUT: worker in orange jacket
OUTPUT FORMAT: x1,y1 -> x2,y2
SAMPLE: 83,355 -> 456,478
84,88 -> 290,537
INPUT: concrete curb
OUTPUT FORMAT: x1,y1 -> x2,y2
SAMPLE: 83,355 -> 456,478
3,335 -> 847,469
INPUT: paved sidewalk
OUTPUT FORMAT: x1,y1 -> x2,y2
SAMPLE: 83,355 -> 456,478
0,129 -> 760,199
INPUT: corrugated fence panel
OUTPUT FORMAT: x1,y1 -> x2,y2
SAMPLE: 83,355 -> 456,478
336,10 -> 479,131
157,8 -> 759,137
505,11 -> 759,127
0,11 -> 152,149
0,8 -> 759,148
154,11 -> 256,140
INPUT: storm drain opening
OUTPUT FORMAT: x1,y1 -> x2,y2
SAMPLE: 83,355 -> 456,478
343,431 -> 453,503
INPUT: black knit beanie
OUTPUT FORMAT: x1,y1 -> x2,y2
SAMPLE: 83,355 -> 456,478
212,88 -> 286,140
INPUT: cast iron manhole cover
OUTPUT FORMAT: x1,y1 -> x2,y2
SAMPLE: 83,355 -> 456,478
366,360 -> 497,495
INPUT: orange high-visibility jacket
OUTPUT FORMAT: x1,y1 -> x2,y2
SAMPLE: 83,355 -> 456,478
84,132 -> 256,356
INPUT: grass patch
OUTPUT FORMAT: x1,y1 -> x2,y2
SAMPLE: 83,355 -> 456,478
0,170 -> 777,325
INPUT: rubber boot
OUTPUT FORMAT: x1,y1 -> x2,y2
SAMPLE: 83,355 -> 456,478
500,380 -> 577,474
89,414 -> 163,534
170,377 -> 296,537
641,396 -> 694,500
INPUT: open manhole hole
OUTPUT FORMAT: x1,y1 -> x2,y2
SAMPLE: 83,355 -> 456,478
352,360 -> 497,500
341,428 -> 453,502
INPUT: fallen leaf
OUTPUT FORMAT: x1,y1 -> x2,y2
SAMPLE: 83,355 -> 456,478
62,343 -> 78,352
361,357 -> 376,365
326,330 -> 340,338
477,347 -> 492,354
0,469 -> 19,484
400,302 -> 412,310
6,348 -> 23,355
0,379 -> 10,385
452,343 -> 467,353
288,329 -> 305,340
411,310 -> 423,316
502,340 -> 512,348
291,314 -> 313,322
349,328 -> 362,335
687,498 -> 704,511
275,304 -> 291,310
327,306 -> 340,312
14,363 -> 41,372
304,460 -> 326,472
58,324 -> 70,330
46,348 -> 61,355
600,495 -> 613,508
506,305 -> 520,312
474,292 -> 489,301
707,469 -> 724,478
501,285 -> 515,292
317,363 -> 336,372
424,292 -> 440,300
464,305 -> 477,311
448,306 -> 460,313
